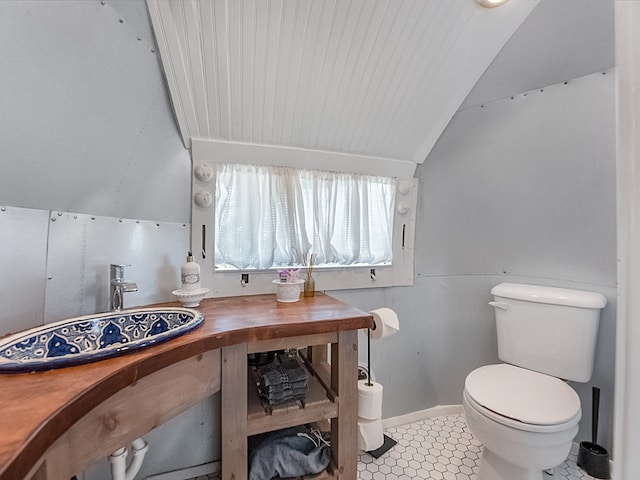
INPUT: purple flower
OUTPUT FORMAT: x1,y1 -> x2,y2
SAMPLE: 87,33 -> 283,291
277,268 -> 300,282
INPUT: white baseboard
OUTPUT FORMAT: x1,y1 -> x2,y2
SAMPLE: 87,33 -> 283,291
381,404 -> 464,429
144,461 -> 220,480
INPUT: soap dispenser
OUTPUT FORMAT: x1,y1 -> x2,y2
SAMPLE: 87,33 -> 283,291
181,251 -> 201,291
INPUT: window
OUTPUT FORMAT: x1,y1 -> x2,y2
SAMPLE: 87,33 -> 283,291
190,140 -> 418,295
214,163 -> 396,271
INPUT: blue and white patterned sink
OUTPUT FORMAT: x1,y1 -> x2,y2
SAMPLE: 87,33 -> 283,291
0,307 -> 204,373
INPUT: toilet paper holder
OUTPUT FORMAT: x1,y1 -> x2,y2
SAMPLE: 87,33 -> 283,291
360,308 -> 400,458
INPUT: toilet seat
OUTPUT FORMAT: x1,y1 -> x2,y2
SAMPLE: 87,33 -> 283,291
464,364 -> 581,433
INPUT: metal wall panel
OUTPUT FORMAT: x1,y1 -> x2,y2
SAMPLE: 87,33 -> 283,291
418,70 -> 617,286
44,211 -> 189,323
0,206 -> 49,336
0,1 -> 190,223
461,0 -> 614,109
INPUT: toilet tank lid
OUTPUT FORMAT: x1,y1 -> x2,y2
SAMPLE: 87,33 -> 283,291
491,283 -> 607,309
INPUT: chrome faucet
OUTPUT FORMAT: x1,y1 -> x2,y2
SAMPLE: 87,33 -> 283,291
110,264 -> 138,312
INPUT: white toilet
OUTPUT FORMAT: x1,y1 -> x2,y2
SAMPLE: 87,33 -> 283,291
463,283 -> 607,480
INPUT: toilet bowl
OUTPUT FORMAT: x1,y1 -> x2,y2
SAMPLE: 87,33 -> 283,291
463,364 -> 581,480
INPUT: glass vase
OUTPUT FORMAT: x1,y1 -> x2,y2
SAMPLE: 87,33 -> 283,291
304,274 -> 315,297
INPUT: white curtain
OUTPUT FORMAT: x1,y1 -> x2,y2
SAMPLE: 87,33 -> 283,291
215,164 -> 396,270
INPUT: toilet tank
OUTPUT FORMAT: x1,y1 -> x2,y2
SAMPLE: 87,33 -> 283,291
490,283 -> 607,383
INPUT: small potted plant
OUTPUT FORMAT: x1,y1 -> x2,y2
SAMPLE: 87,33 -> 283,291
273,268 -> 304,302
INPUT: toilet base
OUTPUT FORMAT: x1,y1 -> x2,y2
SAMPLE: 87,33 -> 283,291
478,448 -> 546,480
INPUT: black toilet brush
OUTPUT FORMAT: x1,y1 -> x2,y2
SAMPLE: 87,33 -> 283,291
577,386 -> 611,479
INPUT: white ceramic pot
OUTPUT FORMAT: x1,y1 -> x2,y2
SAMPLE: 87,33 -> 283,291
273,279 -> 304,302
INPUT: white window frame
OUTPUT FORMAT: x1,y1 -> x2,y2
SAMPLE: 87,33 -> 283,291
190,139 -> 418,297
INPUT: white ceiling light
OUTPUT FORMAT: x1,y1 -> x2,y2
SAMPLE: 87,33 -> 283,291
476,0 -> 510,8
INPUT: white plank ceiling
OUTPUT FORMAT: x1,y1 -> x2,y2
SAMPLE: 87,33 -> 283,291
148,0 -> 539,173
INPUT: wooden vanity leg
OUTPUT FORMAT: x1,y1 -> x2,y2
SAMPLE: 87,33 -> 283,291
309,343 -> 328,364
221,343 -> 248,480
331,330 -> 358,479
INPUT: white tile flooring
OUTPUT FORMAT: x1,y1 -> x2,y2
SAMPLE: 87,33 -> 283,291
357,414 -> 596,480
189,413 -> 597,480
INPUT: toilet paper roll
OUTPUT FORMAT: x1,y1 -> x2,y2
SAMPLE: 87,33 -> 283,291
358,380 -> 384,420
357,417 -> 384,452
369,308 -> 400,340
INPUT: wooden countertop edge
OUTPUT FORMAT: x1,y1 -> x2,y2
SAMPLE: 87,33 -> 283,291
0,293 -> 373,480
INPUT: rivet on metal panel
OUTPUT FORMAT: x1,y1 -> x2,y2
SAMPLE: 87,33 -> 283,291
51,218 -> 56,222
101,0 -> 105,4
137,36 -> 142,41
119,18 -> 124,23
57,212 -> 62,216
0,207 -> 5,212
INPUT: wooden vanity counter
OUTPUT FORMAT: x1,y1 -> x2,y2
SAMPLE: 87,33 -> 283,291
0,293 -> 373,480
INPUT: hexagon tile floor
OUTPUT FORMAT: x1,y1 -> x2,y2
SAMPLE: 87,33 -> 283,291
188,413 -> 597,480
357,414 -> 596,480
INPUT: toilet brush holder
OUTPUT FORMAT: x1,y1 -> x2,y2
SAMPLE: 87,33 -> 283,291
577,387 -> 610,479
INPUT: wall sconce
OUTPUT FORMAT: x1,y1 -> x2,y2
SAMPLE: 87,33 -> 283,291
397,201 -> 410,215
476,0 -> 510,8
397,180 -> 413,195
194,191 -> 213,208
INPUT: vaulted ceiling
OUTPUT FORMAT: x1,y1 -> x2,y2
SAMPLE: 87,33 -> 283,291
148,0 -> 539,175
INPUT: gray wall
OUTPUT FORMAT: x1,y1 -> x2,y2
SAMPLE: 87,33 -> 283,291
0,0 -> 190,223
335,69 -> 617,450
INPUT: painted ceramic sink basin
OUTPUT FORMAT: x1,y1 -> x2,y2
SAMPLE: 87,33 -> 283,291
0,307 -> 204,373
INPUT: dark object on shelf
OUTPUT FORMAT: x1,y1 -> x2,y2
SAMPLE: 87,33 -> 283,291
248,350 -> 282,367
256,353 -> 310,406
577,386 -> 611,479
249,425 -> 330,480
